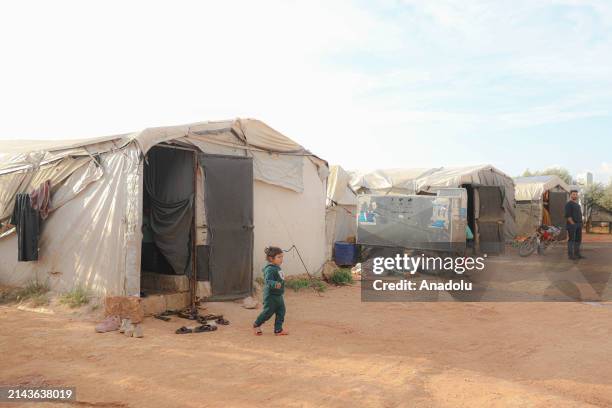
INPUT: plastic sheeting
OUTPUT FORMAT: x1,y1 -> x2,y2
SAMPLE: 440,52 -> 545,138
0,118 -> 329,296
0,145 -> 142,295
0,118 -> 327,196
350,165 -> 517,240
325,166 -> 358,259
327,166 -> 358,206
0,156 -> 94,223
514,175 -> 570,201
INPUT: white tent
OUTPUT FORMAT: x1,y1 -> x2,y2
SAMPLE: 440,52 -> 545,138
350,165 -> 517,246
325,166 -> 358,259
514,175 -> 570,201
514,175 -> 570,236
0,119 -> 329,298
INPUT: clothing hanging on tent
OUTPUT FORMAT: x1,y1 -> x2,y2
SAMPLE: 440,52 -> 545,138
30,180 -> 51,219
10,194 -> 40,261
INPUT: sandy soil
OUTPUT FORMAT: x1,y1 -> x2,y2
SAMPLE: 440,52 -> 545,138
1,242 -> 612,407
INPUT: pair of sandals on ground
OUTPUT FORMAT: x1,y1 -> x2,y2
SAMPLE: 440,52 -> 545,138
175,315 -> 230,334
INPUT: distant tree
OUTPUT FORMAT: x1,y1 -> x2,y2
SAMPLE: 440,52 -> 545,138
583,181 -> 612,212
520,167 -> 574,185
521,169 -> 535,177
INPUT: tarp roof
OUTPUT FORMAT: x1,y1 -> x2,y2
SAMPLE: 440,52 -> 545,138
349,165 -> 517,240
327,165 -> 358,206
350,165 -> 514,193
514,175 -> 570,201
0,118 -> 320,174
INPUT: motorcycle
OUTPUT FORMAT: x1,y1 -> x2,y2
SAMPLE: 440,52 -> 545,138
518,225 -> 562,257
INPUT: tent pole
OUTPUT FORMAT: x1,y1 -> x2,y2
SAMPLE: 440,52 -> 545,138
190,151 -> 198,312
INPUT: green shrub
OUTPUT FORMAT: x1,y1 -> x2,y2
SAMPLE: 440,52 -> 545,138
285,277 -> 326,293
13,281 -> 50,306
59,286 -> 90,308
330,268 -> 353,285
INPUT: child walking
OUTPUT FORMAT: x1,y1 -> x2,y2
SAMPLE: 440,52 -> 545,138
253,246 -> 289,336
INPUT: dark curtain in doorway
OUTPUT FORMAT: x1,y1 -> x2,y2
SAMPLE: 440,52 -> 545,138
144,147 -> 194,275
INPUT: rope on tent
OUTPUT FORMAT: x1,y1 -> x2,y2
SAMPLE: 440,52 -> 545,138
283,245 -> 322,297
251,154 -> 323,296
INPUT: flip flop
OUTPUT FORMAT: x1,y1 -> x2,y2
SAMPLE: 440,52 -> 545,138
254,326 -> 263,336
175,326 -> 193,334
274,330 -> 289,336
178,310 -> 198,320
216,317 -> 230,325
200,314 -> 223,321
194,324 -> 217,333
154,314 -> 171,322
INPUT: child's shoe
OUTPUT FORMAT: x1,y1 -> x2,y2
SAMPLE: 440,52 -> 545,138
274,330 -> 289,336
253,326 -> 263,336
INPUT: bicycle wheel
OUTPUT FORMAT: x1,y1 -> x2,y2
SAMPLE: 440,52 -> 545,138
519,237 -> 537,257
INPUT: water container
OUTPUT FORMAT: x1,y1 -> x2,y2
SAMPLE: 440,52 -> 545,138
334,241 -> 357,266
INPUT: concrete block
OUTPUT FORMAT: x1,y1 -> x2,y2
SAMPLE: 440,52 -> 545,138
104,296 -> 144,323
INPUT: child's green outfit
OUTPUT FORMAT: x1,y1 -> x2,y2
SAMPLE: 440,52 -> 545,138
253,263 -> 286,333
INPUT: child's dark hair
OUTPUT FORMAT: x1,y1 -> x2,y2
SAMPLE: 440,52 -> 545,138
265,246 -> 283,260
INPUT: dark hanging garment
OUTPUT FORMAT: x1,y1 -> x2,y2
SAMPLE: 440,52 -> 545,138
10,194 -> 40,261
144,147 -> 195,275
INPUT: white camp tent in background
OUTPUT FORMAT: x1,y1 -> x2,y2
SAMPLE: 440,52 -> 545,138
0,119 -> 329,298
514,175 -> 570,237
350,165 -> 516,252
325,166 -> 358,259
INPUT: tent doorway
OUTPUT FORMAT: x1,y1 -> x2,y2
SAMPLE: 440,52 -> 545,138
461,184 -> 476,252
475,186 -> 505,254
549,191 -> 568,239
199,154 -> 254,300
140,145 -> 196,295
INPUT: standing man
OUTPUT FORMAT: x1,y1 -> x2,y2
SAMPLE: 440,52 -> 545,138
565,190 -> 584,260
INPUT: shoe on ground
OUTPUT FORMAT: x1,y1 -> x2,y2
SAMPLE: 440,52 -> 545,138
95,315 -> 121,333
274,330 -> 289,336
119,318 -> 131,333
254,326 -> 263,336
124,322 -> 135,337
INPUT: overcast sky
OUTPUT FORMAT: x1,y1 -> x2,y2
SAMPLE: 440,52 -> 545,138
1,0 -> 611,182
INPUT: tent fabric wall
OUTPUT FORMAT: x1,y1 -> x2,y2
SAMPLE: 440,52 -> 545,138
0,145 -> 141,296
514,175 -> 570,236
0,118 -> 327,297
516,202 -> 543,236
253,157 -> 327,280
0,157 -> 95,224
326,166 -> 358,259
514,175 -> 570,201
325,206 -> 356,260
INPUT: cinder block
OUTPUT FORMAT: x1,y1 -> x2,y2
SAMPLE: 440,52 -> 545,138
165,292 -> 190,311
158,274 -> 189,292
104,296 -> 144,323
141,295 -> 166,316
140,272 -> 159,291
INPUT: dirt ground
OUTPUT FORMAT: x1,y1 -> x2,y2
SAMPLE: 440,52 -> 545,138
1,239 -> 612,407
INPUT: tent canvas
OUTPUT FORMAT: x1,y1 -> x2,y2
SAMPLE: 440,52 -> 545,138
349,165 -> 517,247
514,175 -> 570,236
0,119 -> 328,298
325,166 -> 358,259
